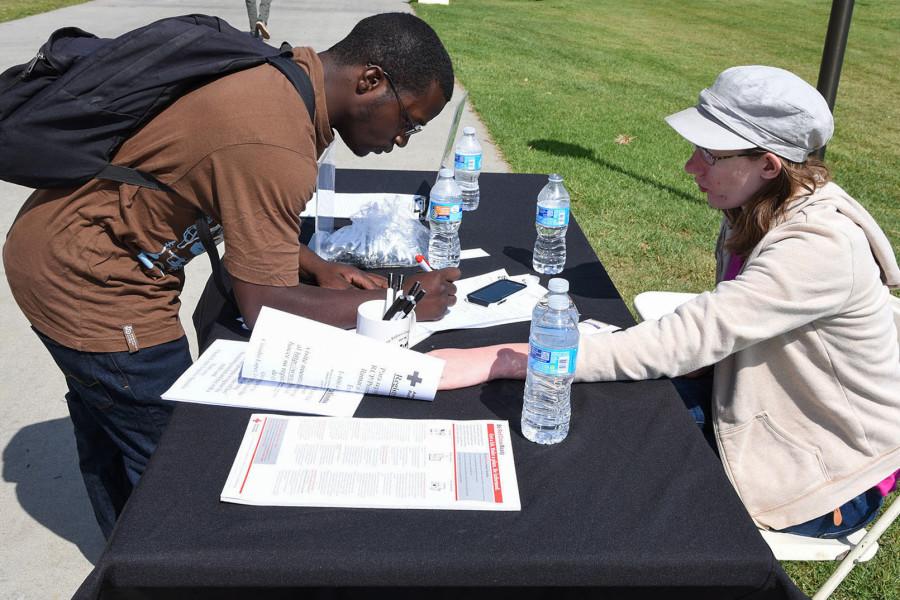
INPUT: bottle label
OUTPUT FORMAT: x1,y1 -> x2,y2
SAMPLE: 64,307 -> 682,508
429,197 -> 463,222
536,206 -> 569,227
528,343 -> 578,376
454,152 -> 482,172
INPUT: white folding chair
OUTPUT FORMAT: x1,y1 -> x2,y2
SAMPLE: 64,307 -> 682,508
764,496 -> 899,600
633,291 -> 698,321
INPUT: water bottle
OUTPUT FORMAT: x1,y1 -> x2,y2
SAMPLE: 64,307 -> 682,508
427,167 -> 462,268
522,291 -> 580,445
538,277 -> 580,325
454,126 -> 482,211
533,174 -> 570,274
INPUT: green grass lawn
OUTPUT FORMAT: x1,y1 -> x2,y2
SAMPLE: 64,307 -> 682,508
415,1 -> 898,599
0,0 -> 86,22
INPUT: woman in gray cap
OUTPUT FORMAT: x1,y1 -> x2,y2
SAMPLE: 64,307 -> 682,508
432,66 -> 900,538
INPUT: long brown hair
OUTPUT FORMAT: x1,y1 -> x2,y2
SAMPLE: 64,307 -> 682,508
724,155 -> 831,257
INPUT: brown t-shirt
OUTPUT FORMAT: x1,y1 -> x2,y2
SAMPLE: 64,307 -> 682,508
3,48 -> 333,352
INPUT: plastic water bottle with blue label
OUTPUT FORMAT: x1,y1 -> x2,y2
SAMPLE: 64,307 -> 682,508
533,173 -> 570,274
538,277 -> 580,325
522,289 -> 579,445
454,126 -> 482,211
427,167 -> 463,268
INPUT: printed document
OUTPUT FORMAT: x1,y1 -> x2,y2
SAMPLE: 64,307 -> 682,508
221,414 -> 521,511
243,307 -> 445,401
162,340 -> 362,417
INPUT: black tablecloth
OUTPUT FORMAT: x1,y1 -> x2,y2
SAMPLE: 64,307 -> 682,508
75,170 -> 807,600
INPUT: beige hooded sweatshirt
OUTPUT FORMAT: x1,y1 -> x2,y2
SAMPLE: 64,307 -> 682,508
575,182 -> 900,529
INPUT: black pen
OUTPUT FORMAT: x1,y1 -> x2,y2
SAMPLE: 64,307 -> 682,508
382,294 -> 408,320
392,289 -> 427,321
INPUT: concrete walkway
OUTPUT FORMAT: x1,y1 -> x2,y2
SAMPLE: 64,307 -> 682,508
0,2 -> 508,597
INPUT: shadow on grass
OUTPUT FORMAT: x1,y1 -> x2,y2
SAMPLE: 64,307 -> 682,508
528,139 -> 701,204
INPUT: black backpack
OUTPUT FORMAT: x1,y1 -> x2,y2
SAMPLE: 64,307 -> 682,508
0,14 -> 317,326
0,13 -> 314,190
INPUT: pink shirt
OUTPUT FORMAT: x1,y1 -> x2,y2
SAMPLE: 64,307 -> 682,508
723,254 -> 744,281
877,471 -> 898,496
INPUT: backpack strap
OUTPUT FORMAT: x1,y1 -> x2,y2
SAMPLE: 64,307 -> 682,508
193,55 -> 315,317
267,52 -> 315,121
96,164 -> 173,191
97,55 -> 315,191
111,56 -> 317,317
196,215 -> 238,312
193,55 -> 316,316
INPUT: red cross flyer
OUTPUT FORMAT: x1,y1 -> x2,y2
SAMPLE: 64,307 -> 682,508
241,306 -> 444,401
221,415 -> 521,511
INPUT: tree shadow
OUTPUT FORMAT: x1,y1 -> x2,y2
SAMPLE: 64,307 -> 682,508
3,418 -> 105,562
528,139 -> 700,204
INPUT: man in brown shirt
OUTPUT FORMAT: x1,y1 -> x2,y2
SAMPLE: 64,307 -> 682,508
3,12 -> 459,537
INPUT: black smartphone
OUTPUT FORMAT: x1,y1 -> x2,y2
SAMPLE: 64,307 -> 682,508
466,279 -> 528,307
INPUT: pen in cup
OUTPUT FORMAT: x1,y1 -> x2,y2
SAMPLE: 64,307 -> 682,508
382,294 -> 408,321
392,288 -> 427,321
385,273 -> 395,313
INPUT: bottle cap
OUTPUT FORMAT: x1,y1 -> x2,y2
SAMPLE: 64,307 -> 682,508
548,173 -> 563,182
463,126 -> 476,135
548,295 -> 569,310
548,278 -> 569,293
439,167 -> 454,179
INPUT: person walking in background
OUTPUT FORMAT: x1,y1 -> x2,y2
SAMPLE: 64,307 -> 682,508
432,66 -> 900,538
246,0 -> 273,38
3,12 -> 459,538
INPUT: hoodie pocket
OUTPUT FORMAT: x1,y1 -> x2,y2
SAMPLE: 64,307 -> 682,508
719,412 -> 829,514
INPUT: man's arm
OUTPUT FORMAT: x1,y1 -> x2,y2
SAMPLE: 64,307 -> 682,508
232,267 -> 461,329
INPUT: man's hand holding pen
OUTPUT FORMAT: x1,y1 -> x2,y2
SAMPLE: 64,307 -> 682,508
402,267 -> 460,321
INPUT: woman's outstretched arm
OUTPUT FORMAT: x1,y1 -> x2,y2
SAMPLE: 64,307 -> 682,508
429,344 -> 529,390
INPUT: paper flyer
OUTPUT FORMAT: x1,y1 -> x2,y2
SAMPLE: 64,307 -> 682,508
162,340 -> 363,417
221,414 -> 521,511
242,306 -> 445,401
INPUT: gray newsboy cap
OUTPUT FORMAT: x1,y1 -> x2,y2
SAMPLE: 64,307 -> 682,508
665,65 -> 834,163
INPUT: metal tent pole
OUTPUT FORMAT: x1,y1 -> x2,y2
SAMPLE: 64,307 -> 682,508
813,0 -> 855,160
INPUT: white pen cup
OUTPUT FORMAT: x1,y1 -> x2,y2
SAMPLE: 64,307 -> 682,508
356,300 -> 416,348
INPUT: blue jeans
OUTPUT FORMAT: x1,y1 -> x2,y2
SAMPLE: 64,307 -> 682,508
670,373 -> 716,450
779,488 -> 883,539
669,372 -> 882,539
34,329 -> 191,538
